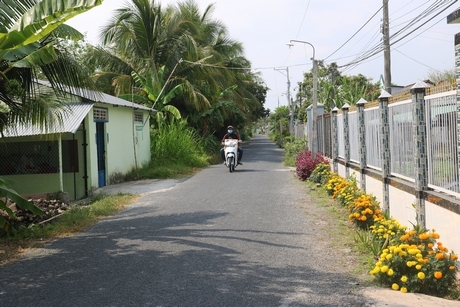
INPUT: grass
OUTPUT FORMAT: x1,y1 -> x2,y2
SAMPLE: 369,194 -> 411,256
0,193 -> 138,266
305,181 -> 376,285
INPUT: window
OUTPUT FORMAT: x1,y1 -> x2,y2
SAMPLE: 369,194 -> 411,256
93,107 -> 108,122
134,112 -> 143,123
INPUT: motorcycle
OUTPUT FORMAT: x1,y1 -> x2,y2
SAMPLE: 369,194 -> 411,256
223,139 -> 241,173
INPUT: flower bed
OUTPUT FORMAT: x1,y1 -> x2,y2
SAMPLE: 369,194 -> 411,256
296,160 -> 459,296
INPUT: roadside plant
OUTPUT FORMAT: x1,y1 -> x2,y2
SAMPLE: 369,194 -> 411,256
370,226 -> 459,296
348,193 -> 383,229
370,216 -> 407,248
331,174 -> 359,208
295,151 -> 328,181
0,177 -> 43,235
325,174 -> 343,196
353,229 -> 387,258
309,162 -> 333,185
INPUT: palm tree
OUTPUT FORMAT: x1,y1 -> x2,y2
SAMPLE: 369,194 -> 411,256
0,0 -> 103,133
85,0 -> 265,132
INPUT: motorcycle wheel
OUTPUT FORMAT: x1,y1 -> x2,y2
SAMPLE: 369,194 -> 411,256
228,157 -> 234,173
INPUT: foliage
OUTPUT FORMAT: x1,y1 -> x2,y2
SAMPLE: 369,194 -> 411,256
268,106 -> 290,147
348,193 -> 383,230
284,139 -> 307,167
328,174 -> 359,208
84,0 -> 267,134
0,177 -> 43,235
0,0 -> 102,133
309,162 -> 332,184
295,151 -> 328,181
295,61 -> 380,113
150,119 -> 209,168
370,216 -> 407,248
370,226 -> 458,296
353,229 -> 387,258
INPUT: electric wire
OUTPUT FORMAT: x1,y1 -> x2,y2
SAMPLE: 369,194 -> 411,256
337,0 -> 457,70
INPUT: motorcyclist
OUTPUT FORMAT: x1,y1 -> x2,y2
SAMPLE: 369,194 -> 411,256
220,125 -> 243,165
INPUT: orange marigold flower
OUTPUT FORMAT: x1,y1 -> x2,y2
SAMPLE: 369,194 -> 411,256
434,271 -> 443,279
449,266 -> 456,270
451,254 -> 458,261
419,233 -> 429,240
435,253 -> 445,260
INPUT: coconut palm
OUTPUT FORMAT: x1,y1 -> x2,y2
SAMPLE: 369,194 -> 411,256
0,0 -> 103,133
86,0 -> 264,131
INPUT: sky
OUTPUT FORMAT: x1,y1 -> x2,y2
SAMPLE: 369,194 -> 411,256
66,0 -> 460,112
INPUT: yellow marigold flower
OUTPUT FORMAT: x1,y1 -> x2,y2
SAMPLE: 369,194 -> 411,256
417,272 -> 425,280
416,253 -> 422,259
449,266 -> 456,270
406,262 -> 414,268
434,271 -> 443,279
400,275 -> 408,283
381,266 -> 389,273
385,254 -> 392,261
400,287 -> 408,293
375,261 -> 382,267
392,283 -> 399,291
387,269 -> 394,276
394,247 -> 401,254
415,265 -> 422,270
408,248 -> 419,255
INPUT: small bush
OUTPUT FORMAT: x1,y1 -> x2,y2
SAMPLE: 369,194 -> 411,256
309,162 -> 332,184
330,174 -> 360,208
295,151 -> 327,181
370,226 -> 459,296
348,193 -> 383,230
370,216 -> 407,248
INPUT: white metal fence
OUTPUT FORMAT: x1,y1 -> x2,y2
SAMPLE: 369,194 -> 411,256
364,107 -> 381,170
426,91 -> 458,194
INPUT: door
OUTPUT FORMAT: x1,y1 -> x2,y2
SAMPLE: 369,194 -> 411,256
96,122 -> 106,187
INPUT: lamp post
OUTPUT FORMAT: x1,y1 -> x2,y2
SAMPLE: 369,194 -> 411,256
287,40 -> 318,159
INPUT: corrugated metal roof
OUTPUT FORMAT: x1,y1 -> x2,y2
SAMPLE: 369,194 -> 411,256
1,103 -> 93,138
37,80 -> 151,111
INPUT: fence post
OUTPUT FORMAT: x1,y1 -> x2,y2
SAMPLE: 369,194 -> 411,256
379,90 -> 391,214
342,103 -> 350,178
331,107 -> 339,173
357,98 -> 367,191
412,81 -> 429,228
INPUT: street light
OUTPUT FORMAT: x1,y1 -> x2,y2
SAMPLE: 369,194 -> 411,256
287,40 -> 318,159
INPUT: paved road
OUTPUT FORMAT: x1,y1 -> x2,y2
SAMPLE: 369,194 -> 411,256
0,135 -> 393,306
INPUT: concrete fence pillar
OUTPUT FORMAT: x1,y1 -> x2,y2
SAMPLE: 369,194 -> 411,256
379,91 -> 391,214
411,81 -> 429,228
342,103 -> 350,178
357,98 -> 367,191
331,107 -> 339,174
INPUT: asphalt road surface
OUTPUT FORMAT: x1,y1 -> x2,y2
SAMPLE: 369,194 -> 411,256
0,135 -> 408,306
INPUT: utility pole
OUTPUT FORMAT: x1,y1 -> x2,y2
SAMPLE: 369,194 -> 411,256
383,0 -> 391,94
275,67 -> 293,137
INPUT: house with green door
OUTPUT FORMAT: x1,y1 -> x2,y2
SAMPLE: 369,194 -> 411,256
0,81 -> 151,201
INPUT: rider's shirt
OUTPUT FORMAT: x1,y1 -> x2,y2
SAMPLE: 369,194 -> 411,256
221,132 -> 240,143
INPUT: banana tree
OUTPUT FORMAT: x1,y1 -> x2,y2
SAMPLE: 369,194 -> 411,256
119,67 -> 183,127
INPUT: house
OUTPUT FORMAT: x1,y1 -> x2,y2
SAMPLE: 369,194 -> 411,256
0,81 -> 152,201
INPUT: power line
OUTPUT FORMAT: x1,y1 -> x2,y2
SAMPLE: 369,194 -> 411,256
324,4 -> 384,61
